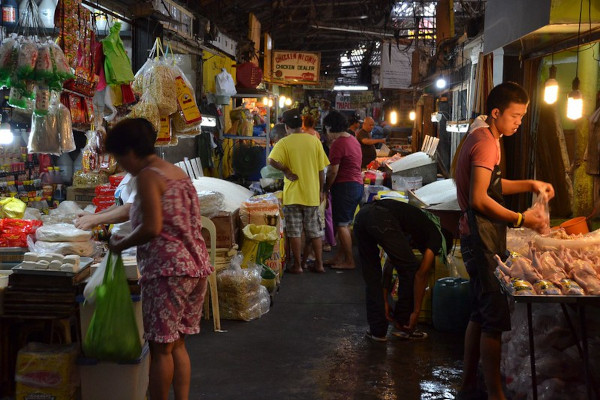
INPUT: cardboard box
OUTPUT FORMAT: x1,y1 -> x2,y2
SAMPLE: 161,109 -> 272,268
66,187 -> 95,208
202,209 -> 239,249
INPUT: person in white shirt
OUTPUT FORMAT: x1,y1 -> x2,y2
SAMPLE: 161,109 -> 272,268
75,173 -> 136,235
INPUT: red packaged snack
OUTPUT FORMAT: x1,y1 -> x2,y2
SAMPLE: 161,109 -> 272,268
95,184 -> 116,196
109,174 -> 124,187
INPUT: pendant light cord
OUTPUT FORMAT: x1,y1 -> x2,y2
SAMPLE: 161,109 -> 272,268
575,0 -> 583,77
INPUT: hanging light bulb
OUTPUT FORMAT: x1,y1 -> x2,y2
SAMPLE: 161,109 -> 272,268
567,77 -> 583,120
409,110 -> 416,121
262,97 -> 269,106
267,98 -> 274,108
0,123 -> 13,145
566,0 -> 584,120
543,65 -> 559,104
389,110 -> 398,125
279,96 -> 286,108
285,97 -> 292,106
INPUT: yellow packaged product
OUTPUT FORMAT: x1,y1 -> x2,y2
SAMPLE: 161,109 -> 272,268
0,196 -> 26,218
15,342 -> 78,400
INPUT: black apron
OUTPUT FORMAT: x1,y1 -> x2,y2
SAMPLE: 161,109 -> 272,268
466,163 -> 509,292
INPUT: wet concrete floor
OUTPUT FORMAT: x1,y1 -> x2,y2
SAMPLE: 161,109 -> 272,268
183,257 -> 465,400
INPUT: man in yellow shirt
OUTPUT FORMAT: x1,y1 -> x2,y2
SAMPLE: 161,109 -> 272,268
268,108 -> 330,273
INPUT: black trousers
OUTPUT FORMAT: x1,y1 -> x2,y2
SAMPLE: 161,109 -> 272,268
354,202 -> 419,337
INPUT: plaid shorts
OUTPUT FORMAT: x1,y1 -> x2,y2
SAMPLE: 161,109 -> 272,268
283,205 -> 323,239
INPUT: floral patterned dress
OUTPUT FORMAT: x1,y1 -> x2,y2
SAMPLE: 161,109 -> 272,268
130,167 -> 212,282
130,167 -> 212,343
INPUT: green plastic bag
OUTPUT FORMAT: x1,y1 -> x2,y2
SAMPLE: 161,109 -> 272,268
102,22 -> 135,85
241,224 -> 278,268
83,251 -> 142,362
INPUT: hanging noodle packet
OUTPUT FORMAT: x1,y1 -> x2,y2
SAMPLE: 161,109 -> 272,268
126,93 -> 160,132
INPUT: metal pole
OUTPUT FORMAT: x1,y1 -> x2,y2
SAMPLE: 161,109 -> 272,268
527,303 -> 538,400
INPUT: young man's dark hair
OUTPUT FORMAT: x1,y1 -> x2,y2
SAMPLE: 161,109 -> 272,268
485,81 -> 529,115
323,110 -> 349,133
105,118 -> 157,157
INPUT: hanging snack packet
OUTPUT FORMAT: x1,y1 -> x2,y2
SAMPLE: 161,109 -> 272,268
34,42 -> 53,82
28,103 -> 60,155
0,36 -> 18,86
49,41 -> 73,82
16,39 -> 39,80
34,85 -> 50,116
82,130 -> 99,172
58,102 -> 75,153
155,115 -> 172,147
146,61 -> 177,116
172,111 -> 201,136
126,93 -> 160,132
132,58 -> 153,95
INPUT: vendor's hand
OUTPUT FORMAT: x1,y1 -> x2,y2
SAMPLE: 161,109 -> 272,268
522,209 -> 546,233
403,312 -> 419,332
531,181 -> 555,201
108,235 -> 125,254
284,170 -> 298,182
320,191 -> 327,205
77,210 -> 91,217
74,214 -> 99,231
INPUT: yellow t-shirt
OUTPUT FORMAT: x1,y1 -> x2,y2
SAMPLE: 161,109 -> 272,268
268,133 -> 329,206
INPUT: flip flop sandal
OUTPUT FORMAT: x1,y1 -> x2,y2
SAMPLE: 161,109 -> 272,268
392,330 -> 428,340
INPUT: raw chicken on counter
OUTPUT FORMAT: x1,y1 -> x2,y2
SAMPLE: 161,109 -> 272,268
495,227 -> 600,295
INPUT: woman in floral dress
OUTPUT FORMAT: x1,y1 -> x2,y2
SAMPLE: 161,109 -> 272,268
107,118 -> 212,400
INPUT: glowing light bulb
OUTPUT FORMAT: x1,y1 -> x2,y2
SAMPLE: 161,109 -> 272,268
436,78 -> 446,89
544,65 -> 559,105
409,111 -> 416,121
389,110 -> 398,125
285,97 -> 292,106
567,91 -> 583,120
566,77 -> 583,120
279,96 -> 286,108
262,97 -> 269,106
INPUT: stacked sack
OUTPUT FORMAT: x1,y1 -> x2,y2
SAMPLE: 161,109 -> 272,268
216,255 -> 270,321
239,192 -> 284,278
32,223 -> 94,256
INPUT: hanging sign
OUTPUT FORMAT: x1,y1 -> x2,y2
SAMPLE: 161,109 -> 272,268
380,41 -> 414,90
272,50 -> 320,85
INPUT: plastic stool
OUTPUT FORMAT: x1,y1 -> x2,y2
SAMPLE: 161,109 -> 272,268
201,216 -> 221,332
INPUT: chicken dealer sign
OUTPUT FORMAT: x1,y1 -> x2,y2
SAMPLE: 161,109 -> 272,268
272,51 -> 320,85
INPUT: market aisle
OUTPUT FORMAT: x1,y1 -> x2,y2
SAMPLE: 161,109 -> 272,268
183,257 -> 464,400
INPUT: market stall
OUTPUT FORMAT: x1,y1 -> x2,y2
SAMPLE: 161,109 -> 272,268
498,227 -> 600,400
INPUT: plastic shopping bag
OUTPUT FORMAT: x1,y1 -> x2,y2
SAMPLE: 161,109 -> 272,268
83,251 -> 142,361
215,68 -> 236,97
240,224 -> 278,268
83,252 -> 112,304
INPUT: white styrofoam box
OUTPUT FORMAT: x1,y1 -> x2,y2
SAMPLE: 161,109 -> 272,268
78,343 -> 149,400
414,179 -> 457,206
78,295 -> 144,345
387,151 -> 433,173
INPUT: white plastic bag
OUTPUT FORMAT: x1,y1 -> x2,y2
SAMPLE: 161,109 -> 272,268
83,252 -> 114,304
215,68 -> 236,97
35,223 -> 92,242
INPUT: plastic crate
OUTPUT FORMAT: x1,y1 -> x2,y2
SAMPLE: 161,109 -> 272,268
78,343 -> 149,400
